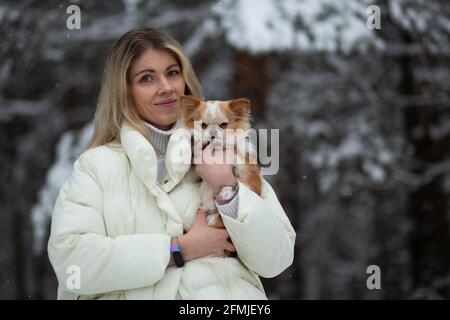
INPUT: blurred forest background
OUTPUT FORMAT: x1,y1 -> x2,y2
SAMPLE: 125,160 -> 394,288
1,0 -> 449,299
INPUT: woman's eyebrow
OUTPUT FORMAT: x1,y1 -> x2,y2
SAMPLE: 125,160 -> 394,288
166,64 -> 179,70
134,64 -> 179,79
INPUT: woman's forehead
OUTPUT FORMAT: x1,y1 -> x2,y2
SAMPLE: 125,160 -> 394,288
132,49 -> 179,74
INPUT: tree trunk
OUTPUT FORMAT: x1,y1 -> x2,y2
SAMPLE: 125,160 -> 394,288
399,34 -> 450,298
232,51 -> 270,122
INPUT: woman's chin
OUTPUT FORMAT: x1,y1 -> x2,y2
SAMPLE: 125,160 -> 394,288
156,119 -> 178,130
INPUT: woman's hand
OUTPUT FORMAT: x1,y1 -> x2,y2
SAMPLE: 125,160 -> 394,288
178,209 -> 236,261
194,144 -> 237,194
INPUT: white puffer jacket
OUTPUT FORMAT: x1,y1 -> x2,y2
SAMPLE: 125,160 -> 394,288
47,121 -> 296,300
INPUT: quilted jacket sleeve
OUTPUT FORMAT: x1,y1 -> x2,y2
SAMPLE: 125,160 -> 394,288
47,151 -> 171,296
219,179 -> 296,278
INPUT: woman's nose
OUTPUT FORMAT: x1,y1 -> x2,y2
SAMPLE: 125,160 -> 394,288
158,76 -> 174,95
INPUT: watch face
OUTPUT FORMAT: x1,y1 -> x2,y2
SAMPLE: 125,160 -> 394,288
173,251 -> 184,267
219,187 -> 235,199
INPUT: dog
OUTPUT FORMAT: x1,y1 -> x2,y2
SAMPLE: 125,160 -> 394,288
179,95 -> 262,229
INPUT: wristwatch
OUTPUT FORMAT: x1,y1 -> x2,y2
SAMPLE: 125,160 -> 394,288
214,180 -> 239,204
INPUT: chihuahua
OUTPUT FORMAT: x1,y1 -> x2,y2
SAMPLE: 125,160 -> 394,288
179,96 -> 262,229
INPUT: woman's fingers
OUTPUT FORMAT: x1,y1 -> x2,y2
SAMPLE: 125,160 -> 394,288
195,209 -> 208,225
219,228 -> 230,239
225,241 -> 236,253
220,229 -> 236,252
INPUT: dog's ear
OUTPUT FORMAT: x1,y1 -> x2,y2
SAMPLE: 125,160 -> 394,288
229,98 -> 250,120
180,95 -> 201,112
180,95 -> 202,128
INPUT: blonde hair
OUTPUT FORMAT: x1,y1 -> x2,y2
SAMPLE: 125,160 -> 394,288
88,28 -> 203,149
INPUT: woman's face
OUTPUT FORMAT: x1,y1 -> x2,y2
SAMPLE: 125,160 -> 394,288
129,49 -> 186,130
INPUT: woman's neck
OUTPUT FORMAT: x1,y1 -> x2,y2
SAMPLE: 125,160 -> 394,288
144,119 -> 179,134
145,120 -> 174,131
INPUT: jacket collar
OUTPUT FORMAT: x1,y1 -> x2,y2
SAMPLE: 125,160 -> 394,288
120,121 -> 192,193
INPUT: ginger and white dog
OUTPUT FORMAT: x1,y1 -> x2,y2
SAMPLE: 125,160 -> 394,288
179,96 -> 262,228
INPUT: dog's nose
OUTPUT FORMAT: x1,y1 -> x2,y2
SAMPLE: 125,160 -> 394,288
210,129 -> 218,137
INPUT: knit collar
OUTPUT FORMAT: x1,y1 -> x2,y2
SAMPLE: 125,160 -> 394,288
143,119 -> 180,155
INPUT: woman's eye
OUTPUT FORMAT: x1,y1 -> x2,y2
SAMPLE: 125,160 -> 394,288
168,70 -> 180,77
219,122 -> 228,129
140,74 -> 153,83
201,123 -> 208,129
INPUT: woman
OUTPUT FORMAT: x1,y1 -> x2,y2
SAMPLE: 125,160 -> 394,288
48,28 -> 296,300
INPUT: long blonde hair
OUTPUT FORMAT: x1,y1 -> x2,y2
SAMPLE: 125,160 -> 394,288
88,28 -> 203,149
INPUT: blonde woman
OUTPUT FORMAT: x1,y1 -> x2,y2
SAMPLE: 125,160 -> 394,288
47,28 -> 296,300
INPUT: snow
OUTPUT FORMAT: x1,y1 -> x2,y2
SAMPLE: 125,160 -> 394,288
444,173 -> 450,193
0,5 -> 6,23
183,19 -> 219,57
378,150 -> 393,165
389,0 -> 430,33
123,0 -> 140,14
214,0 -> 382,53
411,118 -> 450,141
306,121 -> 332,139
363,160 -> 386,183
319,170 -> 338,193
0,99 -> 49,121
338,136 -> 363,159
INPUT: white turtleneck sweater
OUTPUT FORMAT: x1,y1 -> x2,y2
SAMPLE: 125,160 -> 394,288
143,119 -> 239,218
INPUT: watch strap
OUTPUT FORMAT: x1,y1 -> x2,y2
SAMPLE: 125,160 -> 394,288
170,238 -> 185,267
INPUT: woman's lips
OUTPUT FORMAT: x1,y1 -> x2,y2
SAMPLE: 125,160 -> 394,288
155,99 -> 177,108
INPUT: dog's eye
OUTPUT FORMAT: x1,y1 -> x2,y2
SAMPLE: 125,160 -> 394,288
201,122 -> 208,129
219,122 -> 228,129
